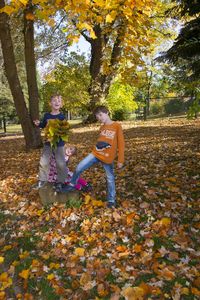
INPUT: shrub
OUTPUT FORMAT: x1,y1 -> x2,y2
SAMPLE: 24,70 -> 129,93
150,101 -> 165,115
164,98 -> 184,115
112,109 -> 129,121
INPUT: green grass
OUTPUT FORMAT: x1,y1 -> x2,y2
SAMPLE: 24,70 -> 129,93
0,119 -> 83,135
0,124 -> 22,134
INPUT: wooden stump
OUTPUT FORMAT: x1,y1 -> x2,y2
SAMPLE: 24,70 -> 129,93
39,182 -> 80,205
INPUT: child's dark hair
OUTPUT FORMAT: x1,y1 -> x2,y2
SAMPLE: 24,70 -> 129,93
93,105 -> 110,116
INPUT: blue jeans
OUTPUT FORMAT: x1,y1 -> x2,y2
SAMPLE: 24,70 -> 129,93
70,153 -> 116,203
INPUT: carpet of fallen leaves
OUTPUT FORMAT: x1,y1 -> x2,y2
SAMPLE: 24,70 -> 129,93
0,118 -> 200,300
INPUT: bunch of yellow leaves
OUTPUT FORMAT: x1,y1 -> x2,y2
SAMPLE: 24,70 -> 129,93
44,119 -> 70,149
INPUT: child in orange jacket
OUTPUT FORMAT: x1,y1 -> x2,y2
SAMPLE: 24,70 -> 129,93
63,106 -> 125,207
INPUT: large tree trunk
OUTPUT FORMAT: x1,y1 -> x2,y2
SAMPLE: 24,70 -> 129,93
88,25 -> 105,110
0,0 -> 42,149
85,24 -> 124,122
24,1 -> 40,121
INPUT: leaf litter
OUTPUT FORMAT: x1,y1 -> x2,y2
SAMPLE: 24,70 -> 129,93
0,118 -> 200,299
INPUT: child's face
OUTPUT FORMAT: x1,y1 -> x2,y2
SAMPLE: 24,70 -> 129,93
95,111 -> 109,123
65,146 -> 75,157
50,96 -> 62,111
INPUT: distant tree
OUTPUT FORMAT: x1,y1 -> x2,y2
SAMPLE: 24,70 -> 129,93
0,97 -> 17,132
157,0 -> 200,117
106,80 -> 137,117
160,0 -> 200,80
40,52 -> 90,116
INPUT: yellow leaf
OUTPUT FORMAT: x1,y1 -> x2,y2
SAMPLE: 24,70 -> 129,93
133,244 -> 142,253
3,245 -> 12,251
106,14 -> 114,23
121,286 -> 145,300
25,13 -> 34,20
113,211 -> 121,221
37,209 -> 44,216
116,245 -> 127,252
139,282 -> 151,295
80,273 -> 91,286
41,254 -> 50,260
193,277 -> 200,288
72,36 -> 80,43
74,247 -> 85,256
19,0 -> 28,5
0,291 -> 6,299
0,6 -> 15,15
90,29 -> 97,39
181,287 -> 189,295
97,283 -> 109,297
191,287 -> 200,296
91,199 -> 104,207
31,259 -> 40,267
118,251 -> 129,257
84,194 -> 91,204
126,212 -> 135,225
0,257 -> 4,264
47,273 -> 55,280
158,268 -> 175,280
19,251 -> 29,260
160,217 -> 171,226
0,272 -> 8,281
48,19 -> 55,27
49,262 -> 60,269
12,260 -> 20,267
19,269 -> 29,280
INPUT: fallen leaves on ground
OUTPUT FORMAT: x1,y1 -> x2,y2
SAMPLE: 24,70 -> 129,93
0,118 -> 200,299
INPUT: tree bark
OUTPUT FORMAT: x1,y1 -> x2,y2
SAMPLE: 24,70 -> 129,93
0,0 -> 42,149
24,1 -> 40,120
84,22 -> 125,122
3,115 -> 6,133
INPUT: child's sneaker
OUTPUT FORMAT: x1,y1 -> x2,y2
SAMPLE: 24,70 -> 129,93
107,202 -> 116,208
62,184 -> 76,192
32,180 -> 46,190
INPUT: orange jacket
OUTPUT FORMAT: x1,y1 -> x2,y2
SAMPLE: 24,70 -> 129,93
92,122 -> 125,164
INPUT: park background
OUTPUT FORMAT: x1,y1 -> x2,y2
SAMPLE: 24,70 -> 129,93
0,0 -> 200,299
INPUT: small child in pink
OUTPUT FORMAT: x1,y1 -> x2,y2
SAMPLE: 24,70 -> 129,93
48,145 -> 90,191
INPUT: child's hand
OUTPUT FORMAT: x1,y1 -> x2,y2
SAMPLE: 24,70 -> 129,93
117,162 -> 123,169
33,120 -> 40,126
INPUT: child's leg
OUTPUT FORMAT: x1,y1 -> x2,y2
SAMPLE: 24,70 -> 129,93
55,146 -> 68,184
102,163 -> 116,204
70,153 -> 98,185
39,145 -> 52,182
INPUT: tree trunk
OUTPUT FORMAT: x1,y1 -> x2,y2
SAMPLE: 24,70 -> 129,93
143,103 -> 147,121
88,25 -> 105,110
146,70 -> 153,117
3,115 -> 6,133
24,1 -> 40,121
85,23 -> 124,122
0,0 -> 42,149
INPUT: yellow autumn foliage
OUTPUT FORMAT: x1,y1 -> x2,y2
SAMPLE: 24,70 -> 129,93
44,119 -> 70,149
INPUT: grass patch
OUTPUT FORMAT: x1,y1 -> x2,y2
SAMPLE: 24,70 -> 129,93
65,197 -> 82,208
